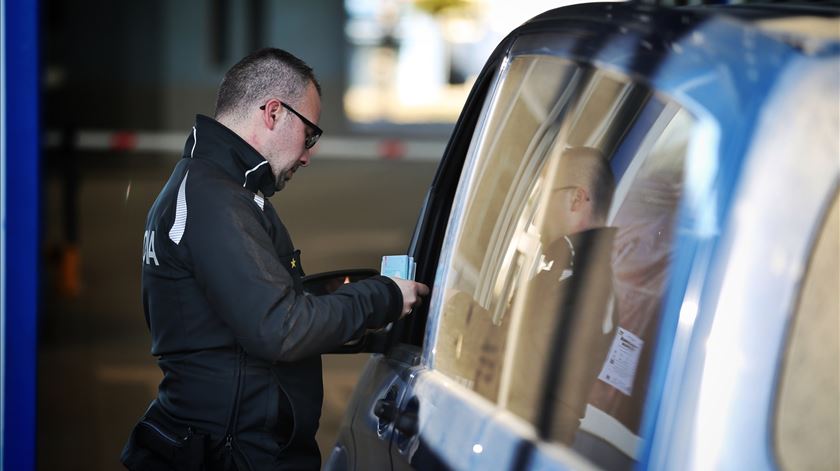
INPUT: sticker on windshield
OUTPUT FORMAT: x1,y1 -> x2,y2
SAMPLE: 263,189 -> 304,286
597,327 -> 644,396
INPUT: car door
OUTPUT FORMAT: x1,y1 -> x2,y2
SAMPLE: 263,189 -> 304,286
644,47 -> 840,470
331,4 -> 840,471
376,22 -> 717,468
336,14 -> 707,471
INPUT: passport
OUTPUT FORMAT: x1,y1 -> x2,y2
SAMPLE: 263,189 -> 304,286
380,255 -> 416,280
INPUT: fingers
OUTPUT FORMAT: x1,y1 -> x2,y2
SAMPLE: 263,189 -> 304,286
399,281 -> 422,315
387,277 -> 430,316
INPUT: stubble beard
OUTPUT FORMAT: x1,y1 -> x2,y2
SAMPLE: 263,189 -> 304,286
274,166 -> 298,192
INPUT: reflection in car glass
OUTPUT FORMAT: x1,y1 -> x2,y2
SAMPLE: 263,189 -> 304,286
433,54 -> 696,470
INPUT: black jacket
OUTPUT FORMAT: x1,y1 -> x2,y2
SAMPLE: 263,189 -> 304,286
497,228 -> 618,444
123,115 -> 402,470
525,227 -> 617,444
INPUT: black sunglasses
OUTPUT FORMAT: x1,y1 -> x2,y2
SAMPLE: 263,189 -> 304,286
260,101 -> 323,149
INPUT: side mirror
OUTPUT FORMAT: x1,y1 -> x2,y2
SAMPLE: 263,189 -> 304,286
302,268 -> 379,296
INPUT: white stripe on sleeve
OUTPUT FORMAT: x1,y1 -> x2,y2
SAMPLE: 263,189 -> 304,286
169,171 -> 189,244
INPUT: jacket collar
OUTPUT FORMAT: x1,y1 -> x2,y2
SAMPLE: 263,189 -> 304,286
183,114 -> 278,197
543,226 -> 618,276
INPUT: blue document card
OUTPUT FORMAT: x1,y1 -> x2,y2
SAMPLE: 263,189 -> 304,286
380,255 -> 416,280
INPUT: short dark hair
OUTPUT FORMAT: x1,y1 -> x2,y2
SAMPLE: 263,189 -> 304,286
557,146 -> 615,222
214,48 -> 321,122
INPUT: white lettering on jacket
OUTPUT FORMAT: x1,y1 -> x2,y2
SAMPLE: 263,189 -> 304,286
143,230 -> 160,266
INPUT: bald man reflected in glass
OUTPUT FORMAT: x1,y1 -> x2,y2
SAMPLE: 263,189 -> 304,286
509,146 -> 618,444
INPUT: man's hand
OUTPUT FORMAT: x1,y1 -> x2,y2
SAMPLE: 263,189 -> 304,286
388,277 -> 430,318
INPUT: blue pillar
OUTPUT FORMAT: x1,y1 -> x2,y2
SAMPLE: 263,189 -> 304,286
2,0 -> 40,469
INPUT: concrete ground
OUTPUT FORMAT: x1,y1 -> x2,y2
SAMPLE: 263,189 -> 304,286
37,152 -> 438,470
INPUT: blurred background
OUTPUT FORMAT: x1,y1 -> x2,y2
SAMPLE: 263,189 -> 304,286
33,0 -> 581,469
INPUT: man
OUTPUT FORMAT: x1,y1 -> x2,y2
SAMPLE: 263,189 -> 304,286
121,48 -> 429,471
508,146 -> 617,443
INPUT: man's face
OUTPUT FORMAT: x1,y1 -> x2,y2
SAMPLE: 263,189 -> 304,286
264,82 -> 322,191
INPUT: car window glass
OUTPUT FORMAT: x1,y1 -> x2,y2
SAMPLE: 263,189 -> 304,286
430,52 -> 697,470
432,55 -> 581,401
502,99 -> 693,470
774,192 -> 840,471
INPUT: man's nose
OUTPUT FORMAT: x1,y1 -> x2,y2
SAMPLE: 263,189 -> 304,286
299,152 -> 311,168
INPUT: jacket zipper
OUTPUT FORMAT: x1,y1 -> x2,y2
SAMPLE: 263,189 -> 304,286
222,346 -> 250,470
225,430 -> 255,471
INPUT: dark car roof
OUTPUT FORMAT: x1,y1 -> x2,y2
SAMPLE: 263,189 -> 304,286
695,1 -> 840,19
491,1 -> 839,99
529,1 -> 840,24
522,2 -> 840,47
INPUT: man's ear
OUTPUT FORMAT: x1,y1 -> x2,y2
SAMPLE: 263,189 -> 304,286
570,187 -> 588,211
262,100 -> 281,130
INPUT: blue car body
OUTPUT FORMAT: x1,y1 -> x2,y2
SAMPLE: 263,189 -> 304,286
328,3 -> 839,470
